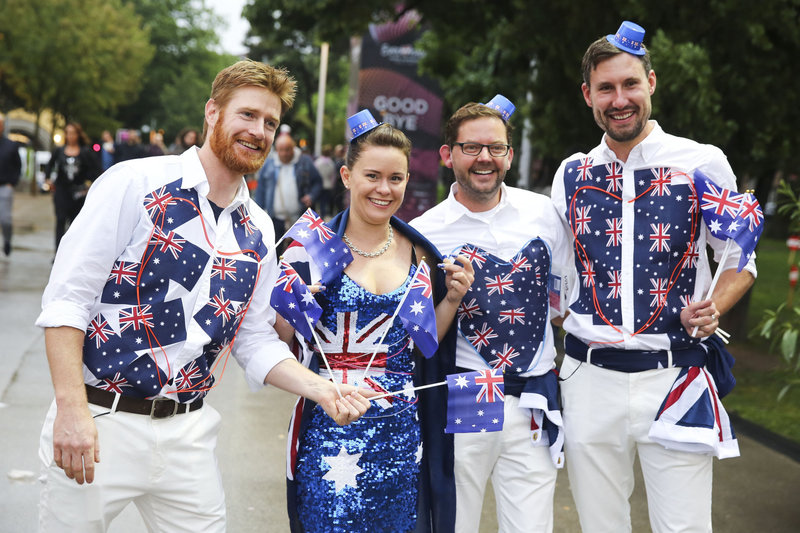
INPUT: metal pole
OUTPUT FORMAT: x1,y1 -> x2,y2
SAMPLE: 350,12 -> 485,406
314,42 -> 330,158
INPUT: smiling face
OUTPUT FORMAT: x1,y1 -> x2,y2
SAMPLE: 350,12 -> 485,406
206,86 -> 281,175
341,145 -> 409,226
441,115 -> 513,212
582,52 -> 656,153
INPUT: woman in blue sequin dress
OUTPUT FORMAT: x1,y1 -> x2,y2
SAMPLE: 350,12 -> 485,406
283,113 -> 473,532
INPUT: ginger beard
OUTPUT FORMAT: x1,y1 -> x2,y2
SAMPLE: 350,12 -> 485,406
208,108 -> 269,175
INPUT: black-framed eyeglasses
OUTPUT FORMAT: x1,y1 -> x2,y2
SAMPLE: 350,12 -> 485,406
454,142 -> 511,157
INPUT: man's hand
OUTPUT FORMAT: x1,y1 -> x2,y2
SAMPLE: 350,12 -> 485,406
441,254 -> 475,305
680,299 -> 719,338
52,404 -> 100,484
300,194 -> 313,208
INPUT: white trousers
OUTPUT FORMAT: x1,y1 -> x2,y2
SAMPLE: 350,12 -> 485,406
560,355 -> 713,533
454,394 -> 557,533
38,399 -> 226,533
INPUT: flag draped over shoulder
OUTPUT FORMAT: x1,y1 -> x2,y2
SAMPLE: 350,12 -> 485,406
282,209 -> 353,285
270,258 -> 323,341
397,261 -> 438,358
693,170 -> 764,272
445,369 -> 504,433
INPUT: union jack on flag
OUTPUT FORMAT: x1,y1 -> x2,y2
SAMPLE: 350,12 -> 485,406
455,240 -> 551,374
648,366 -> 739,459
270,258 -> 323,341
445,369 -> 505,433
693,169 -> 763,272
87,313 -> 116,348
282,209 -> 353,285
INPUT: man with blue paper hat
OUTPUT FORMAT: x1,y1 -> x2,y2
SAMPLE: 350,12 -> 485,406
550,21 -> 757,532
412,95 -> 572,532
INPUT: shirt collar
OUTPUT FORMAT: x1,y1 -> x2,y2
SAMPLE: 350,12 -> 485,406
599,120 -> 663,163
178,146 -> 250,208
442,182 -> 514,225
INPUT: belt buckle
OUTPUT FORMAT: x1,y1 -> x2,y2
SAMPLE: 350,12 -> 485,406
150,398 -> 179,419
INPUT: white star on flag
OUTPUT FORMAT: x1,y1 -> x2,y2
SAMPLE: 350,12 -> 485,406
455,375 -> 469,389
322,446 -> 364,493
301,290 -> 315,305
409,300 -> 425,315
709,219 -> 722,234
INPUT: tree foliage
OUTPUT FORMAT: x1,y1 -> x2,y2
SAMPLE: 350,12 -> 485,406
243,0 -> 800,194
115,0 -> 237,143
243,0 -> 358,146
0,0 -> 153,139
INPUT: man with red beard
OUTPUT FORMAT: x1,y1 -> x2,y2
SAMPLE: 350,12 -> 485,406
36,60 -> 373,532
551,22 -> 755,532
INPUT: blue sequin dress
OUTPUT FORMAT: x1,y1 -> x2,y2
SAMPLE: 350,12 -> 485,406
294,268 -> 421,533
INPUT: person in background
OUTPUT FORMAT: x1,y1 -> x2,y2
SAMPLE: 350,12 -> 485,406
100,130 -> 116,171
170,127 -> 201,155
44,121 -> 100,250
0,113 -> 22,256
253,133 -> 322,237
550,21 -> 756,532
313,144 -> 337,217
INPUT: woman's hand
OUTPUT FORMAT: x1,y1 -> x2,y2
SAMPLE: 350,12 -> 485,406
317,384 -> 378,426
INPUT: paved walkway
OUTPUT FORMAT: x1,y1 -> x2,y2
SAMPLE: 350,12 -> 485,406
1,190 -> 798,532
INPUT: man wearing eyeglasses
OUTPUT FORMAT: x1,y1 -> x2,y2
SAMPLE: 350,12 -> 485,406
411,98 -> 571,533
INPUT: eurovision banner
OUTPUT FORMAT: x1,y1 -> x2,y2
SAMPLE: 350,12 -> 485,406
354,9 -> 443,221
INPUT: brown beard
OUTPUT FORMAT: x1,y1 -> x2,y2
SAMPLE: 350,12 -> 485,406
209,110 -> 268,175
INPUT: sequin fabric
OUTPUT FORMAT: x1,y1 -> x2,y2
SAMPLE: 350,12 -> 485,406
295,269 -> 421,533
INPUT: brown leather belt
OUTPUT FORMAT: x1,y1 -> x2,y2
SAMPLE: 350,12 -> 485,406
85,385 -> 203,419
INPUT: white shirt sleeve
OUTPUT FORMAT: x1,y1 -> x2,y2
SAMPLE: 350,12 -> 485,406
36,165 -> 145,331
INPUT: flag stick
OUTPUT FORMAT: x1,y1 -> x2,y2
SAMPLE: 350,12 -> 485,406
369,380 -> 447,401
361,258 -> 426,378
305,314 -> 343,399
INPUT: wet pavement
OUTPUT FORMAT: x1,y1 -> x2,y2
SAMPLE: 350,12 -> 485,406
1,190 -> 798,532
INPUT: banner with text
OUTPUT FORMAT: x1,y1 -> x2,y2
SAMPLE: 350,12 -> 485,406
355,10 -> 443,221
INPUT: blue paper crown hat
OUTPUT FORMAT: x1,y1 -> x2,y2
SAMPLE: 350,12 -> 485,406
607,21 -> 646,56
347,109 -> 382,141
483,94 -> 515,121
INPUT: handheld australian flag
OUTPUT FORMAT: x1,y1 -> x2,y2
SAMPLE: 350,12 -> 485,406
445,369 -> 505,433
397,261 -> 438,358
270,258 -> 323,341
282,209 -> 353,285
693,170 -> 763,272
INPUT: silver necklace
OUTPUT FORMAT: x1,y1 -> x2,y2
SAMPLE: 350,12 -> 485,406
343,225 -> 394,258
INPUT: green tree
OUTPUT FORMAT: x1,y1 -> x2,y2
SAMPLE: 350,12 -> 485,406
243,0 -> 800,193
115,0 -> 236,144
244,0 -> 357,147
0,0 -> 153,141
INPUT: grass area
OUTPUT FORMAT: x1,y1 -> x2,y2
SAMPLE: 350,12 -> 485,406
723,367 -> 800,443
744,236 -> 794,335
727,236 -> 800,444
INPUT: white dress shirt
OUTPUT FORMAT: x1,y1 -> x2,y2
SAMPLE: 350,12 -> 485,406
36,148 -> 293,397
551,121 -> 757,351
411,183 -> 571,376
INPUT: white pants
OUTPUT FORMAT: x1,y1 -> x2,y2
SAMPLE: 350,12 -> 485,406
38,399 -> 226,533
454,394 -> 557,533
560,355 -> 713,533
